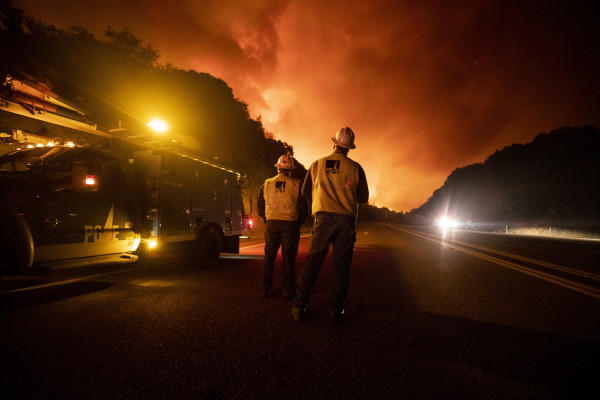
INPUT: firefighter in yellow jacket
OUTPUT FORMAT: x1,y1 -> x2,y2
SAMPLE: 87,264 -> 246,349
257,153 -> 308,299
293,127 -> 369,322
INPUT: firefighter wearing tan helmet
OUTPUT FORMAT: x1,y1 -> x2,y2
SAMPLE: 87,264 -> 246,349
293,127 -> 369,323
257,153 -> 308,299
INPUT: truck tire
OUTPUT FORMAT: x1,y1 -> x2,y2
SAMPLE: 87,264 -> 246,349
133,241 -> 153,264
0,204 -> 34,274
196,228 -> 221,268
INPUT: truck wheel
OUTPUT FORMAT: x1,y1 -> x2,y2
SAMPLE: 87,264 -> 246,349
133,241 -> 153,264
0,205 -> 34,274
196,228 -> 221,268
0,231 -> 18,274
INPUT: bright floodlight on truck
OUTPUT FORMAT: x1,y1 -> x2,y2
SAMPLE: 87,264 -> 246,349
147,119 -> 168,133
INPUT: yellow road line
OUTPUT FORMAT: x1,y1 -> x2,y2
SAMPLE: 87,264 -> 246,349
391,226 -> 600,300
442,240 -> 600,299
450,237 -> 600,281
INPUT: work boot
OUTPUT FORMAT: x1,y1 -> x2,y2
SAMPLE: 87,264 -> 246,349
292,306 -> 305,322
283,290 -> 295,300
329,309 -> 345,324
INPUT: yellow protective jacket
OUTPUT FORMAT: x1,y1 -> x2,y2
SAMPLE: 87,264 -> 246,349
258,173 -> 303,222
303,152 -> 369,217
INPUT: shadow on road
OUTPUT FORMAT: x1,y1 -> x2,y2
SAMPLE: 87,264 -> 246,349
411,312 -> 599,399
1,223 -> 598,399
0,281 -> 113,314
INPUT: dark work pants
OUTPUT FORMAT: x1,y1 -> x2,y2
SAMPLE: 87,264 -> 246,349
262,219 -> 301,296
295,212 -> 356,314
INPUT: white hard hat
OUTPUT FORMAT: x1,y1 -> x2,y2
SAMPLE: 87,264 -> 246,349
275,153 -> 295,169
331,127 -> 356,149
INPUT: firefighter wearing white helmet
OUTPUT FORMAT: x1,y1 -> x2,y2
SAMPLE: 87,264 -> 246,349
257,153 -> 308,299
293,126 -> 369,323
331,126 -> 356,149
274,153 -> 295,169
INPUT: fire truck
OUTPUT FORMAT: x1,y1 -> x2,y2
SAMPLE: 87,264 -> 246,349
0,65 -> 251,273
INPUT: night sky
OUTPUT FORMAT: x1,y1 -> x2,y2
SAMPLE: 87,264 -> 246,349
13,0 -> 600,212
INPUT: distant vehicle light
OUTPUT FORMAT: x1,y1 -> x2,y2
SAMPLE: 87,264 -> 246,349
148,240 -> 158,249
66,142 -> 75,147
437,216 -> 458,229
85,175 -> 96,185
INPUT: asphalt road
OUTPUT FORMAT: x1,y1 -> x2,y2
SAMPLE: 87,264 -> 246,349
1,223 -> 599,399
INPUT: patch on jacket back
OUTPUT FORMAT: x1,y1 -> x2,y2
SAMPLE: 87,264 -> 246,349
325,160 -> 340,174
275,181 -> 286,192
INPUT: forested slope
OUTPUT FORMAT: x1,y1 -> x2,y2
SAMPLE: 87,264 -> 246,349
413,126 -> 600,233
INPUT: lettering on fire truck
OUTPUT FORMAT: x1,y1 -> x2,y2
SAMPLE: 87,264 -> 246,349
83,204 -> 121,243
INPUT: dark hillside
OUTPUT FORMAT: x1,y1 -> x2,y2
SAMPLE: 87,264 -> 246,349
412,126 -> 600,234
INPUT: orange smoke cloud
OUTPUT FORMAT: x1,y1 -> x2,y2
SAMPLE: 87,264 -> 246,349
15,0 -> 600,211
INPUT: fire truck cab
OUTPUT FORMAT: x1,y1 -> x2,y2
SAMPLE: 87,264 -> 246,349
0,64 -> 250,274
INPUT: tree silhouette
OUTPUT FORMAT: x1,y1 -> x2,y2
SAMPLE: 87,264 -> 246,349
412,126 -> 600,233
